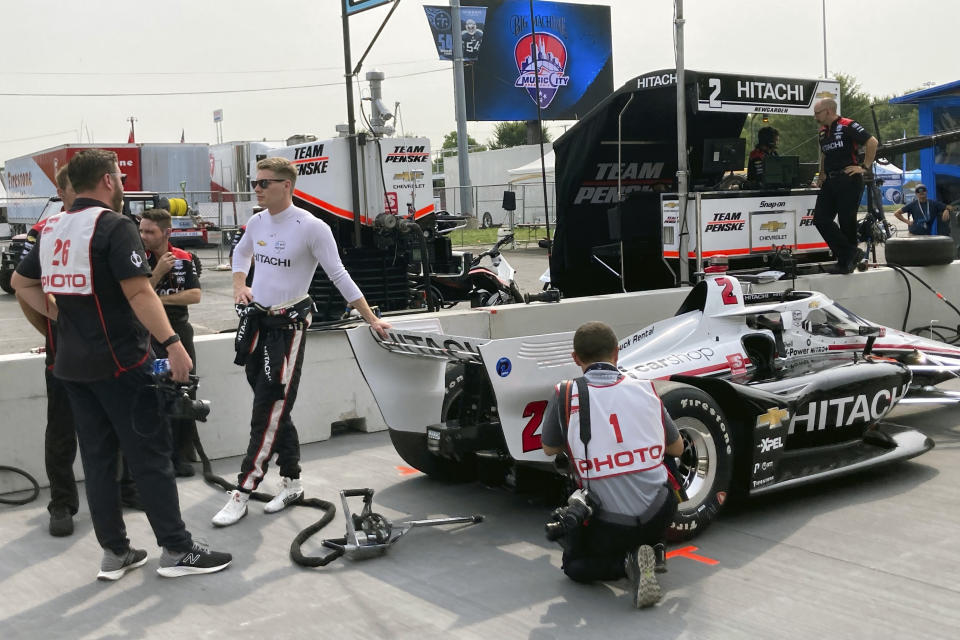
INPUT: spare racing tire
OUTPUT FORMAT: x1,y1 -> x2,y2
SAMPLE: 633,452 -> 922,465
885,235 -> 956,266
655,381 -> 735,542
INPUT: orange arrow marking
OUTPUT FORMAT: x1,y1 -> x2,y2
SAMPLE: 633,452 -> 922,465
666,545 -> 718,565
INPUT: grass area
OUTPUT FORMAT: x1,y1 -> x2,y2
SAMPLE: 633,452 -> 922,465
447,225 -> 548,247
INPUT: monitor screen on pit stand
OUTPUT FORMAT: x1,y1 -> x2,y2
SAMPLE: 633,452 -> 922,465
762,155 -> 800,188
702,137 -> 746,174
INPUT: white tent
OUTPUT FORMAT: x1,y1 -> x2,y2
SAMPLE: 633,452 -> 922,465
507,150 -> 555,184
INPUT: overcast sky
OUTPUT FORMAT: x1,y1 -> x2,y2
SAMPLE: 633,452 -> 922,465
1,0 -> 956,165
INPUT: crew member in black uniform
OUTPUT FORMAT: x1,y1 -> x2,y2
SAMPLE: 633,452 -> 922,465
13,149 -> 231,581
16,164 -> 141,536
813,98 -> 878,273
746,126 -> 780,186
139,208 -> 202,477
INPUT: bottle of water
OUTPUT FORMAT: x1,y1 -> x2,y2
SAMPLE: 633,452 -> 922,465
152,358 -> 170,376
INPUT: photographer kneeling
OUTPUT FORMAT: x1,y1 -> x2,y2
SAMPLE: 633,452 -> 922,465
541,321 -> 683,609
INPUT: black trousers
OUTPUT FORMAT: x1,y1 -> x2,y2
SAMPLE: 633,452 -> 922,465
236,324 -> 307,492
63,367 -> 193,555
814,174 -> 864,264
561,492 -> 678,583
44,368 -> 78,515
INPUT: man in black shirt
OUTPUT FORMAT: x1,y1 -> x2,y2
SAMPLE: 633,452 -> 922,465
13,149 -> 231,581
813,98 -> 878,273
140,208 -> 202,477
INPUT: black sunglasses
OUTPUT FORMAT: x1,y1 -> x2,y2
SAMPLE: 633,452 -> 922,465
250,178 -> 287,189
916,188 -> 927,193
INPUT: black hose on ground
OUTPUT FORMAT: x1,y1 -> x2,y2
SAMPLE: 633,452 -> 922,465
191,431 -> 337,568
0,466 -> 40,505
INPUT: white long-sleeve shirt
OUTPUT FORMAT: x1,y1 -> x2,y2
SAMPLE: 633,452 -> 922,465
232,204 -> 362,307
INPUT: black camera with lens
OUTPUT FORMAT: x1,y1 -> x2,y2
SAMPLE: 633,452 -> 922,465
544,488 -> 599,542
153,373 -> 211,422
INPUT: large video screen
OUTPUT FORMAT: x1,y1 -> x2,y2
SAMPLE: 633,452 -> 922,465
460,0 -> 613,121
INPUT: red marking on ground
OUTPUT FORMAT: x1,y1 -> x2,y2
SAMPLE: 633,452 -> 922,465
396,466 -> 420,476
666,545 -> 719,565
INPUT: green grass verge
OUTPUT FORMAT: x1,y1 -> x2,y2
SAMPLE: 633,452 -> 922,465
447,226 -> 548,247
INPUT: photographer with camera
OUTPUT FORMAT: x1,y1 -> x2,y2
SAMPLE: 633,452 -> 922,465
12,149 -> 232,581
541,322 -> 683,608
140,208 -> 202,477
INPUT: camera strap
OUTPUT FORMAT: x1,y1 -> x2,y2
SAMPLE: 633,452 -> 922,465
559,376 -> 591,490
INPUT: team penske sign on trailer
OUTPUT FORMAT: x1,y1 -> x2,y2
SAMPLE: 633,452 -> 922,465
273,136 -> 433,225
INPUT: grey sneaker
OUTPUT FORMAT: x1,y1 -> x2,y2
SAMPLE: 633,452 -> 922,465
158,540 -> 232,578
97,547 -> 148,581
625,545 -> 662,608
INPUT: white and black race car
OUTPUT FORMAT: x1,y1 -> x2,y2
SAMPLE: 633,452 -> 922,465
347,274 -> 945,540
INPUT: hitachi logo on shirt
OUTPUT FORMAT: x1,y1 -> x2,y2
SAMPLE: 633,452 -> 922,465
787,384 -> 907,434
254,254 -> 291,267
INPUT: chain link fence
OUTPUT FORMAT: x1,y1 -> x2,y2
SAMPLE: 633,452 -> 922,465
433,182 -> 555,230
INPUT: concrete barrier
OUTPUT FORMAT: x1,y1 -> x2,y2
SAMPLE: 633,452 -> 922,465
2,263 -> 958,494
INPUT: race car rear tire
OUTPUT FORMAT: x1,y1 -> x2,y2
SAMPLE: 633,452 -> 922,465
388,364 -> 477,482
885,235 -> 956,266
0,268 -> 13,295
656,381 -> 735,542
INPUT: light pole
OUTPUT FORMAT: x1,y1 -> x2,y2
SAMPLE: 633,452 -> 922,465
821,0 -> 828,78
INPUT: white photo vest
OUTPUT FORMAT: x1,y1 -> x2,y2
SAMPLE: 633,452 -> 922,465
566,378 -> 666,479
38,207 -> 107,296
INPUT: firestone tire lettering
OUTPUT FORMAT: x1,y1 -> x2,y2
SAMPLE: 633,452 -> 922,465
660,382 -> 735,543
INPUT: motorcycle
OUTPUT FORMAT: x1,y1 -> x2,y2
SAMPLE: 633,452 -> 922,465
418,231 -> 524,308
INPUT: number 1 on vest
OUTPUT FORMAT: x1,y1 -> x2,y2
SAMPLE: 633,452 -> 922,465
609,413 -> 623,443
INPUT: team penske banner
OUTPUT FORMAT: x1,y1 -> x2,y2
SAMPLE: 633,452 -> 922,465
343,0 -> 392,16
274,136 -> 432,226
695,73 -> 840,116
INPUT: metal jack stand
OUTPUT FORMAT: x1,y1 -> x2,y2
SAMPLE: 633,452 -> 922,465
318,488 -> 483,563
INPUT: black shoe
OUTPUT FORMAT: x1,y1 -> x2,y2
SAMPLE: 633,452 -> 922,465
653,543 -> 667,574
174,460 -> 195,478
826,263 -> 849,274
158,540 -> 232,578
49,506 -> 74,537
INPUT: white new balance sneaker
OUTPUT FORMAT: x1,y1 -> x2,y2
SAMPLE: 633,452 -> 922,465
264,477 -> 303,514
211,490 -> 249,527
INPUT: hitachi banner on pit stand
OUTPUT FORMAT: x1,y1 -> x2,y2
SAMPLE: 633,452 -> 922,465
273,136 -> 433,226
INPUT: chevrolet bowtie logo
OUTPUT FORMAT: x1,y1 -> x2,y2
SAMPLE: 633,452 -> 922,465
760,221 -> 787,232
393,171 -> 424,181
757,407 -> 790,429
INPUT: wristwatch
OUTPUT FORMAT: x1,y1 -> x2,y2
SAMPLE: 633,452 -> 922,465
159,334 -> 181,348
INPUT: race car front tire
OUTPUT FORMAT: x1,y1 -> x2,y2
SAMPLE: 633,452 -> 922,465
656,381 -> 735,542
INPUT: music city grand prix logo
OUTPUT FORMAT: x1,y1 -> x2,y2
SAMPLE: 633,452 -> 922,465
514,33 -> 569,109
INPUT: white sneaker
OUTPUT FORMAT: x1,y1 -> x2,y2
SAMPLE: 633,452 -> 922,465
211,490 -> 248,527
264,477 -> 303,514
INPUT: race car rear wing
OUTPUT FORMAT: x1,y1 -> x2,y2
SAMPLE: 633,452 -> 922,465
347,319 -> 580,461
